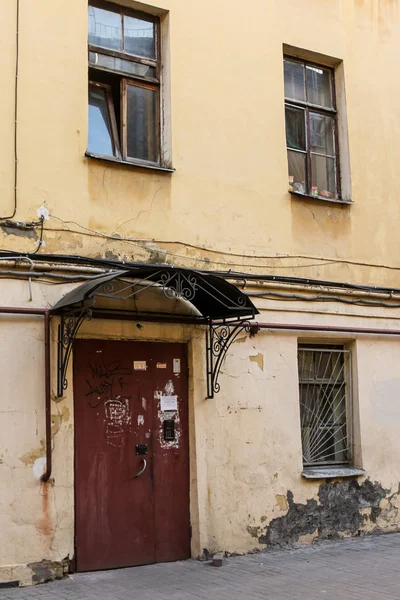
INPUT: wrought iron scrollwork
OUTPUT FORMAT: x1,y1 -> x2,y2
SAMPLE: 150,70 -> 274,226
160,271 -> 197,301
94,269 -> 252,315
57,307 -> 92,397
95,270 -> 199,303
206,320 -> 259,399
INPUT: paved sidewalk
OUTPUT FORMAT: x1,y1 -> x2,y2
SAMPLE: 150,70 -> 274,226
2,533 -> 400,599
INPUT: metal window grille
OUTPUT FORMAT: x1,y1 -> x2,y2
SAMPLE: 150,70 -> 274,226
297,346 -> 352,467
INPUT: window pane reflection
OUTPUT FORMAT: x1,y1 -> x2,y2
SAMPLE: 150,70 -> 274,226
284,60 -> 306,102
310,113 -> 334,156
306,65 -> 332,108
287,150 -> 306,194
88,87 -> 115,157
285,105 -> 306,151
88,5 -> 122,51
311,155 -> 336,198
89,52 -> 156,79
124,15 -> 155,58
126,85 -> 158,162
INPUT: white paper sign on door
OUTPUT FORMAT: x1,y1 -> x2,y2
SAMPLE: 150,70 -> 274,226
160,395 -> 178,412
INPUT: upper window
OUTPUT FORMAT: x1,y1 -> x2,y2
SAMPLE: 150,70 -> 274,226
87,1 -> 161,167
297,345 -> 352,467
284,58 -> 340,201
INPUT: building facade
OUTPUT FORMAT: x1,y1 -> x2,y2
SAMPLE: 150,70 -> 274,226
1,0 -> 400,586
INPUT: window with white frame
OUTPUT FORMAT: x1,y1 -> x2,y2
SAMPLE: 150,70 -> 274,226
87,0 -> 164,167
297,345 -> 352,467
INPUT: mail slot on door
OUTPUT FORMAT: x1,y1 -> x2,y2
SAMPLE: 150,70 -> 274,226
136,444 -> 147,455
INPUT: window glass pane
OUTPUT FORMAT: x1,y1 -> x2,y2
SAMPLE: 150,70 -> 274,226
89,52 -> 156,79
88,5 -> 122,51
298,349 -> 315,380
126,85 -> 158,163
310,113 -> 334,156
306,65 -> 333,108
88,87 -> 115,157
311,155 -> 336,198
285,105 -> 306,151
284,60 -> 305,102
124,15 -> 155,58
287,150 -> 306,194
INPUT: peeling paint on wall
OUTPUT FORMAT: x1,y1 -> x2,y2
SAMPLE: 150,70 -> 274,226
51,406 -> 70,437
249,353 -> 264,371
251,479 -> 395,548
154,381 -> 181,450
0,225 -> 38,239
275,494 -> 288,511
19,439 -> 45,466
28,558 -> 68,585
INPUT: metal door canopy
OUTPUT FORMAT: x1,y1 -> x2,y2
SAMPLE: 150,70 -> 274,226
52,265 -> 259,398
53,266 -> 258,320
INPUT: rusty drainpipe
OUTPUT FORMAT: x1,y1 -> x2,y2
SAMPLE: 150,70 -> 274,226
0,307 -> 52,482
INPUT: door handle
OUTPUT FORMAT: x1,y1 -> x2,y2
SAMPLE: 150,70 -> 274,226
135,458 -> 147,478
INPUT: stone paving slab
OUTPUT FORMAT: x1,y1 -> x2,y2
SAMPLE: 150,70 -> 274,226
2,533 -> 400,599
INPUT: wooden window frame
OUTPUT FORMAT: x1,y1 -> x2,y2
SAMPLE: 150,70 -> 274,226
88,0 -> 162,168
122,79 -> 160,166
284,56 -> 341,201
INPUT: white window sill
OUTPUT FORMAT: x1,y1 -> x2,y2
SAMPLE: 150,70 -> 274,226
290,191 -> 354,205
85,151 -> 175,173
302,467 -> 365,479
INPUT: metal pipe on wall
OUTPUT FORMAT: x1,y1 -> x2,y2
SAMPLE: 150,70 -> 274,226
252,322 -> 400,337
0,306 -> 51,482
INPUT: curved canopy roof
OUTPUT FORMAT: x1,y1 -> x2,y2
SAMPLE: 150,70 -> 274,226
53,265 -> 258,321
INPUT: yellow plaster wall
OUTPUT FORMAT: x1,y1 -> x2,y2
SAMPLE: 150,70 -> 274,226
1,278 -> 400,577
0,1 -> 400,284
2,0 -> 400,582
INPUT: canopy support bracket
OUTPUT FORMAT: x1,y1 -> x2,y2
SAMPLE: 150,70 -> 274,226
57,307 -> 92,397
206,320 -> 259,399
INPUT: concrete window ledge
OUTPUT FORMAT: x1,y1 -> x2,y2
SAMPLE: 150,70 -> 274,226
302,467 -> 365,479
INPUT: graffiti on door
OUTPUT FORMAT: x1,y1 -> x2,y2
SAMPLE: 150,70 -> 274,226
103,398 -> 132,448
85,358 -> 132,408
83,357 -> 134,447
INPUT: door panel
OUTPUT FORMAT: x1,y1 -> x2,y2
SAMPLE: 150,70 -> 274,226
152,346 -> 190,562
73,339 -> 189,572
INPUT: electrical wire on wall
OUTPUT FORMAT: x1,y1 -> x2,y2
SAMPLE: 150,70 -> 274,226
28,214 -> 400,274
30,215 -> 45,254
2,249 -> 400,297
1,0 -> 19,220
0,0 -> 398,275
3,0 -> 400,281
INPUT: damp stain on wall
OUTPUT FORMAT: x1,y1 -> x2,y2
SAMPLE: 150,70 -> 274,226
18,439 -> 46,466
248,479 -> 400,548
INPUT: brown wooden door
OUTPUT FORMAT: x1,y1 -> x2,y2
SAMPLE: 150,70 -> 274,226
73,339 -> 190,572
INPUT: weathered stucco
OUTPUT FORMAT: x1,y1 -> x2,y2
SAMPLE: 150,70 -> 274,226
1,278 -> 400,584
1,0 -> 400,587
1,1 -> 400,283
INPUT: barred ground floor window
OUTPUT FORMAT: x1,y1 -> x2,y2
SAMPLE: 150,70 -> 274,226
297,344 -> 352,467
